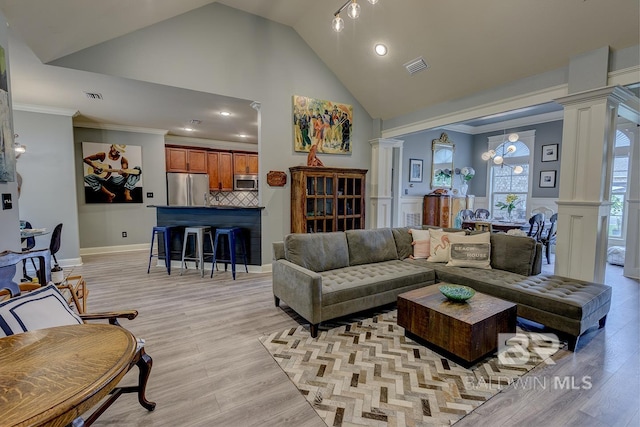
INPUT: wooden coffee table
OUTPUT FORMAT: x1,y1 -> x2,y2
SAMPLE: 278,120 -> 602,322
397,285 -> 516,364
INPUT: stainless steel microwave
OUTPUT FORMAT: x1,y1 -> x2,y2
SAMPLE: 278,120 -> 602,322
234,174 -> 259,191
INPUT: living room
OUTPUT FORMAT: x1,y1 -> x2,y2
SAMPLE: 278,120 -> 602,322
0,1 -> 638,425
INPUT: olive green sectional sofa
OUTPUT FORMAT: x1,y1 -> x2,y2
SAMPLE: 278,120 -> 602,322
272,227 -> 611,351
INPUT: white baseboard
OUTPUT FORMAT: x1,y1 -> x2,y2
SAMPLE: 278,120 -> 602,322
80,244 -> 149,256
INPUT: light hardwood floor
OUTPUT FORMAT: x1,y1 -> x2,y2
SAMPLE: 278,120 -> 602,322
71,251 -> 638,427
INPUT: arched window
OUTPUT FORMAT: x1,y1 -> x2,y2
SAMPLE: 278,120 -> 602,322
486,130 -> 535,221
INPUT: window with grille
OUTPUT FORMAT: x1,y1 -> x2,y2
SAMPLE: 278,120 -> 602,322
609,129 -> 631,239
487,136 -> 533,222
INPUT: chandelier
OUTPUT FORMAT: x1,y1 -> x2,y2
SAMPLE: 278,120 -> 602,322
481,132 -> 523,174
332,0 -> 379,32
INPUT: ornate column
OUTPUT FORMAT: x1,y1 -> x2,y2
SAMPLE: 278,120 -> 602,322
369,138 -> 403,228
554,86 -> 637,283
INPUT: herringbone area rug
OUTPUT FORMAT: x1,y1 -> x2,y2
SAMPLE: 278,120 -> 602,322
260,310 -> 561,426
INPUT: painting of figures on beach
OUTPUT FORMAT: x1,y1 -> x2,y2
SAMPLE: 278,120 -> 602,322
293,95 -> 353,155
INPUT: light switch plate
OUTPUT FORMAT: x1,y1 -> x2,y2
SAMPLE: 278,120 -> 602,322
2,193 -> 12,210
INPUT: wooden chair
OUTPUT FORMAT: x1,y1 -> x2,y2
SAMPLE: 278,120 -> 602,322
0,249 -> 156,425
540,213 -> 558,264
474,208 -> 491,220
527,213 -> 545,242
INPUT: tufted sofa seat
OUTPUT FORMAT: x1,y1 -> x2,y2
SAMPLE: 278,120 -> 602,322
273,227 -> 611,350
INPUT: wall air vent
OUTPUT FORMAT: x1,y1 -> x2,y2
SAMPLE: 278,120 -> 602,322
403,57 -> 429,75
84,92 -> 103,100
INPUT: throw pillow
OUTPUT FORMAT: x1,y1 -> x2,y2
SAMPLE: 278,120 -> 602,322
446,232 -> 492,269
0,283 -> 83,337
409,228 -> 435,259
427,230 -> 466,263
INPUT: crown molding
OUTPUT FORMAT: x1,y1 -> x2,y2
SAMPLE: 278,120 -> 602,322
13,103 -> 78,116
443,110 -> 564,135
607,65 -> 640,86
73,121 -> 168,135
382,84 -> 568,138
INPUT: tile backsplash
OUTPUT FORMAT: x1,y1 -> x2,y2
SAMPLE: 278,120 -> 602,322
206,191 -> 259,207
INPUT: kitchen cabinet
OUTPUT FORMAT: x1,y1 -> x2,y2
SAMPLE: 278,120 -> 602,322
207,151 -> 233,191
290,166 -> 367,233
165,147 -> 207,173
233,153 -> 258,175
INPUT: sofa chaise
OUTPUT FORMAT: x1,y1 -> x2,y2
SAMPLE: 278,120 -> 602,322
272,227 -> 612,351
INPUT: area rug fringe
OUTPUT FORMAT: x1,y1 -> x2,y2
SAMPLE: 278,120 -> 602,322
260,310 -> 561,426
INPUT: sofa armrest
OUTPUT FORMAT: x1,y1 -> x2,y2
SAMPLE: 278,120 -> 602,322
272,259 -> 323,324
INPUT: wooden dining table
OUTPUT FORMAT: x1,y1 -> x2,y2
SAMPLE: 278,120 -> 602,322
0,324 -> 137,427
462,219 -> 528,233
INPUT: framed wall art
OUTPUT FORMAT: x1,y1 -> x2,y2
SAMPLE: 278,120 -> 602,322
82,142 -> 143,203
541,144 -> 558,162
539,170 -> 556,188
293,95 -> 353,155
409,158 -> 423,182
0,44 -> 15,183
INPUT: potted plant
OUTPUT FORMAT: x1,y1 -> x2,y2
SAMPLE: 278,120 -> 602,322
495,194 -> 520,221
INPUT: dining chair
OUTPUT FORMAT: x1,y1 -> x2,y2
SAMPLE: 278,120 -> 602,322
527,213 -> 545,242
459,209 -> 474,221
0,249 -> 156,425
49,223 -> 63,265
531,206 -> 554,222
474,208 -> 491,220
474,221 -> 493,232
540,213 -> 558,264
20,220 -> 38,280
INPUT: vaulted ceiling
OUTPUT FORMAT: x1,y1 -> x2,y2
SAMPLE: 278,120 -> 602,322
0,0 -> 638,141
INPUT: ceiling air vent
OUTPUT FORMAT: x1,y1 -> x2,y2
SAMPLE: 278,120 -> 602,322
403,57 -> 429,75
84,92 -> 103,100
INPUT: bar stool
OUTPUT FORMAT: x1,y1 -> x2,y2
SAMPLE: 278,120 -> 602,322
181,226 -> 215,277
147,226 -> 174,275
211,227 -> 248,280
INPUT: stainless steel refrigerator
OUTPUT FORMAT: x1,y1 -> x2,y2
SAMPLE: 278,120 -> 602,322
166,173 -> 210,206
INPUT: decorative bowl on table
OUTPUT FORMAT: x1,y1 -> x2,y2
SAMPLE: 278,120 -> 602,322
439,284 -> 475,302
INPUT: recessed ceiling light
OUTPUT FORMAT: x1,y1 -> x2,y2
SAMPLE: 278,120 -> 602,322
220,111 -> 231,116
374,44 -> 387,56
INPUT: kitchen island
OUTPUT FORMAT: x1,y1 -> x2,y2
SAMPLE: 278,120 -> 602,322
149,205 -> 265,267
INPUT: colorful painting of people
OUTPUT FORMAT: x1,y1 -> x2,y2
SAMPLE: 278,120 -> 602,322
293,95 -> 353,154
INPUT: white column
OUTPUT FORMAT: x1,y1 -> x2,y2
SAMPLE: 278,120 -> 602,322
624,125 -> 639,279
369,138 -> 403,228
554,86 -> 637,283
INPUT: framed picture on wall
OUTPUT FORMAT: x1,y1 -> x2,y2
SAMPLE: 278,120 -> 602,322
82,142 -> 143,203
292,95 -> 353,155
409,158 -> 423,182
539,170 -> 556,188
541,144 -> 558,162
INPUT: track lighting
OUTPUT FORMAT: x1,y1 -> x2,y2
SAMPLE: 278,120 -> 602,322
332,0 -> 379,32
